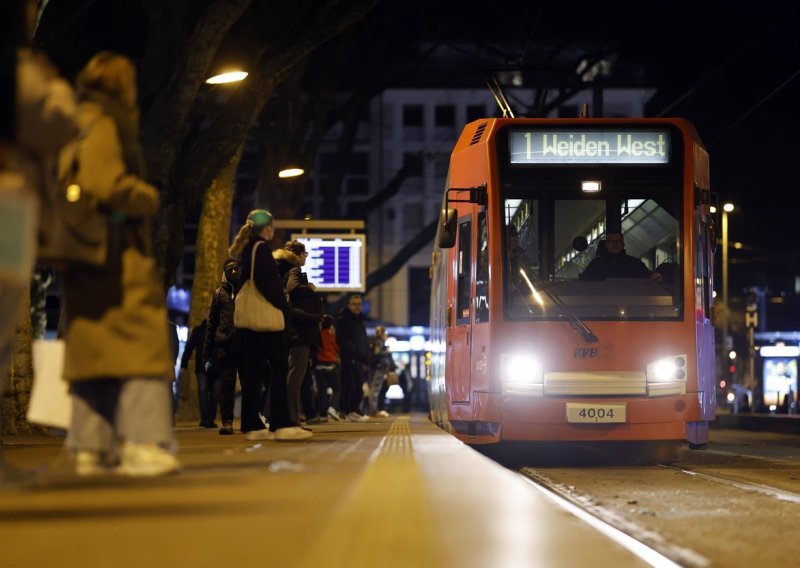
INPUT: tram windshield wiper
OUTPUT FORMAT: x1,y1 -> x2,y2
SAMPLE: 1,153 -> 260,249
518,269 -> 598,344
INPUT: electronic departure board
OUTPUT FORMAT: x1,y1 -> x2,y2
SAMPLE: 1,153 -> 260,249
291,233 -> 366,292
508,129 -> 670,165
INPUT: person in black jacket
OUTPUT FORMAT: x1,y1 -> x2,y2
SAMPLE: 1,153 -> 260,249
228,209 -> 311,441
336,294 -> 370,422
203,258 -> 241,435
273,241 -> 323,425
180,318 -> 217,428
579,232 -> 660,282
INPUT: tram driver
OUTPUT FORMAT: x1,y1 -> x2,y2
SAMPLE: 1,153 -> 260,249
579,232 -> 662,282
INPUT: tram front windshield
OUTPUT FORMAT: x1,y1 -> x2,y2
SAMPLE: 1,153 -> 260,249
502,194 -> 682,321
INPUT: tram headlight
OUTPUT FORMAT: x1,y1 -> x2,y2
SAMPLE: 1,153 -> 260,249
501,354 -> 543,384
646,355 -> 687,382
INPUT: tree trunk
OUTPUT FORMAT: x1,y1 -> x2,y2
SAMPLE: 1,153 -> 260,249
174,146 -> 242,422
1,287 -> 42,436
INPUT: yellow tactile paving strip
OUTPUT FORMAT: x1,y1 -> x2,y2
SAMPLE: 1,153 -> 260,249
299,416 -> 443,567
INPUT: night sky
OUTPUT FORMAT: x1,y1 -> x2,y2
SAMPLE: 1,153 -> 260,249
429,1 -> 800,256
35,0 -> 800,289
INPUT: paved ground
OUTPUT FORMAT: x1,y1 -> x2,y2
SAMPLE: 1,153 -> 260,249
1,418 -> 397,567
0,415 -> 650,568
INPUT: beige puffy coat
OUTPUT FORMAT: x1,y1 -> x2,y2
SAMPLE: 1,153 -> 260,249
59,101 -> 172,382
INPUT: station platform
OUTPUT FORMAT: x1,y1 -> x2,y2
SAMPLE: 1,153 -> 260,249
0,413 -> 659,568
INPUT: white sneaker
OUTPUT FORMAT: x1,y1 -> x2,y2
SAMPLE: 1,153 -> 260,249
75,451 -> 113,477
327,407 -> 341,421
274,426 -> 313,441
376,410 -> 390,418
244,429 -> 275,441
117,443 -> 181,477
347,412 -> 370,423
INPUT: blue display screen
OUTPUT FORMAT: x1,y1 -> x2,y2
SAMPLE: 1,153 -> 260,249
291,233 -> 366,292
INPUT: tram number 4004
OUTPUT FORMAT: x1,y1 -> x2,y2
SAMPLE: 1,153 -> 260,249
566,403 -> 627,424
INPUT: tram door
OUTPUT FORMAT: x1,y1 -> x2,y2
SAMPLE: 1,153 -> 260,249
695,185 -> 716,420
447,215 -> 472,403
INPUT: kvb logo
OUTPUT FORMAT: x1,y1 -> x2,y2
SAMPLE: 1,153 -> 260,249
573,343 -> 615,361
574,347 -> 599,358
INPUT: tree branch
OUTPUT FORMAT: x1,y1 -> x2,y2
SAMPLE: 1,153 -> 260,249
141,0 -> 252,190
365,219 -> 437,294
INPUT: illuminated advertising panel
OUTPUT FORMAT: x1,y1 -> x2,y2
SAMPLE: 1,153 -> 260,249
509,129 -> 670,165
291,233 -> 366,292
762,357 -> 798,406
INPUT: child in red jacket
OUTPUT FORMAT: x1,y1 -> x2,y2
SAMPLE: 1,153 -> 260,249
314,314 -> 342,420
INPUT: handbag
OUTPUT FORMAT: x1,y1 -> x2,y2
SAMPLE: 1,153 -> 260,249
386,371 -> 399,386
234,241 -> 285,331
37,118 -> 108,268
28,339 -> 72,430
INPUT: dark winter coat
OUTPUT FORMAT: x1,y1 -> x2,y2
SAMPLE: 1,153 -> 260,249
369,336 -> 396,372
335,307 -> 369,364
203,279 -> 239,364
579,251 -> 652,281
239,237 -> 291,318
180,320 -> 207,372
273,249 -> 322,348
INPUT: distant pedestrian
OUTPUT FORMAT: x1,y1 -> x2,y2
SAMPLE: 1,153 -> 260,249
365,325 -> 395,417
273,240 -> 323,425
180,318 -> 218,428
336,294 -> 370,422
229,209 -> 311,441
203,258 -> 241,435
315,314 -> 342,421
60,51 -> 179,477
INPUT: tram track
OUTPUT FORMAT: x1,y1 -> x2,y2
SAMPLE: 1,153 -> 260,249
519,467 -> 709,568
513,437 -> 800,567
657,463 -> 800,505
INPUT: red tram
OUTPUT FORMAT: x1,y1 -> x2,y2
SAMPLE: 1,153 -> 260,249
429,117 -> 715,447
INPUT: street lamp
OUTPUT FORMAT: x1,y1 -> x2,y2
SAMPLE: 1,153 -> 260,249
721,202 -> 735,351
205,69 -> 248,85
278,167 -> 305,179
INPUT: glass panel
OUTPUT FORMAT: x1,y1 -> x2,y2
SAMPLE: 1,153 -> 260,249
503,196 -> 682,321
476,211 -> 489,323
456,219 -> 472,323
503,199 -> 540,314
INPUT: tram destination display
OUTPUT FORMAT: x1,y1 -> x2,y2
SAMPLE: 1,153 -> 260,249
509,129 -> 670,164
291,233 -> 366,292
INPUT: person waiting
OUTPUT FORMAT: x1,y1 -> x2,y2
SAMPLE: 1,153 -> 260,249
579,232 -> 661,281
180,317 -> 217,428
203,258 -> 242,436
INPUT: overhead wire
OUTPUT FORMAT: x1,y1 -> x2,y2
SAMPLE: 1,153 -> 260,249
709,68 -> 799,145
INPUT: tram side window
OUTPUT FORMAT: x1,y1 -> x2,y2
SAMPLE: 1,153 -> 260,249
696,216 -> 711,319
456,218 -> 472,324
476,211 -> 489,323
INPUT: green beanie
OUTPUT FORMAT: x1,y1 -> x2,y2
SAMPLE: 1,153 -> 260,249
247,208 -> 274,228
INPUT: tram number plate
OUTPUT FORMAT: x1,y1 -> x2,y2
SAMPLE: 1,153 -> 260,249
566,403 -> 627,424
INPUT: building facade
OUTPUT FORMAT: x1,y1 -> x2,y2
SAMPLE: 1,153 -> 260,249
306,86 -> 655,325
